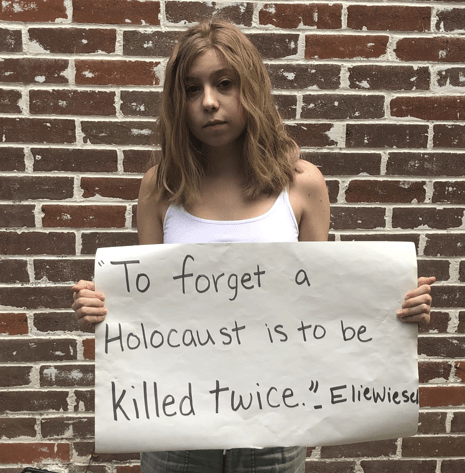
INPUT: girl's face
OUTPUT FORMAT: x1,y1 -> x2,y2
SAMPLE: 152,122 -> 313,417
185,48 -> 246,152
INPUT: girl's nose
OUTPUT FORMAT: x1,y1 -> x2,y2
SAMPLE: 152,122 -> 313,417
202,87 -> 219,111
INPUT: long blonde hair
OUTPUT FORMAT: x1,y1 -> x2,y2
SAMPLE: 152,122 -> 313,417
154,19 -> 300,205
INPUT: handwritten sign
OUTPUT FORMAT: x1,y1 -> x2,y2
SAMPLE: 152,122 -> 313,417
94,242 -> 419,453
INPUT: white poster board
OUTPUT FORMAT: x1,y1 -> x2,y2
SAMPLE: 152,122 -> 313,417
94,242 -> 419,453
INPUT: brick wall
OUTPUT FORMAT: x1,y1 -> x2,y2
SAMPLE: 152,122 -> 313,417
0,0 -> 464,471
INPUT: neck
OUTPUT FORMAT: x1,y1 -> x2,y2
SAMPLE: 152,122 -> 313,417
201,139 -> 245,179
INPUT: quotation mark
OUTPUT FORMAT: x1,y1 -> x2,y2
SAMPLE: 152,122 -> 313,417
309,380 -> 322,409
98,260 -> 105,267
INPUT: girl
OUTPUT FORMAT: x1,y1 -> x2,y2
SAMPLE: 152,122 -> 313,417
72,19 -> 435,473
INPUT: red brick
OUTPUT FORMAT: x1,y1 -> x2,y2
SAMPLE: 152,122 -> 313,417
392,207 -> 464,230
286,123 -> 338,147
331,206 -> 385,230
0,204 -> 35,227
248,33 -> 299,59
74,0 -> 160,25
259,3 -> 342,29
360,460 -> 436,473
306,35 -> 388,60
396,37 -> 465,62
0,117 -> 75,144
321,439 -> 396,458
0,259 -> 29,283
349,65 -> 430,91
0,442 -> 70,463
0,231 -> 75,255
436,8 -> 465,32
82,120 -> 155,146
74,390 -> 95,412
0,313 -> 28,335
348,6 -> 430,32
41,416 -> 94,439
81,177 -> 141,200
340,233 -> 421,250
274,94 -> 297,120
74,440 -> 138,461
30,89 -> 116,116
28,27 -> 116,54
40,364 -> 94,387
32,148 -> 117,172
0,418 -> 36,439
301,152 -> 381,176
433,181 -> 465,204
121,90 -> 161,117
124,30 -> 182,57
417,411 -> 447,434
434,124 -> 465,148
1,339 -> 76,363
346,124 -> 428,149
304,462 -> 355,473
81,231 -> 138,254
33,312 -> 83,333
122,149 -> 155,173
326,180 -> 339,204
0,88 -> 21,113
76,60 -> 160,86
34,258 -> 94,283
0,366 -> 32,387
0,286 -> 73,310
0,0 -> 67,22
83,338 -> 95,360
437,67 -> 465,88
387,152 -> 465,177
417,260 -> 450,283
391,96 -> 465,120
456,360 -> 465,381
0,147 -> 25,171
0,176 -> 73,200
461,263 -> 465,283
0,390 -> 69,413
424,234 -> 465,257
42,204 -> 126,229
302,94 -> 384,120
0,28 -> 22,52
419,360 -> 452,383
346,180 -> 426,204
429,285 -> 465,307
116,467 -> 141,473
442,460 -> 465,473
418,311 -> 450,334
267,64 -> 341,90
403,435 -> 465,456
451,412 -> 465,433
0,58 -> 68,84
166,2 -> 253,26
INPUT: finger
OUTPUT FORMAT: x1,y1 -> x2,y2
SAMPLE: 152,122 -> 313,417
72,280 -> 95,293
398,311 -> 430,324
72,288 -> 105,302
72,296 -> 106,312
405,283 -> 432,301
77,314 -> 106,331
418,276 -> 436,287
402,293 -> 432,309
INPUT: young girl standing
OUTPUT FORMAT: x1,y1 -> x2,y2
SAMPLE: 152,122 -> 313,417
72,19 -> 435,473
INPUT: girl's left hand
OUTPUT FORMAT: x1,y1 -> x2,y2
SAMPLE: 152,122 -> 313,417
397,276 -> 436,324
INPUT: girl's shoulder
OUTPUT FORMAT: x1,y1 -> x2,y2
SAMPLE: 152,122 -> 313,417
292,159 -> 327,193
137,165 -> 170,244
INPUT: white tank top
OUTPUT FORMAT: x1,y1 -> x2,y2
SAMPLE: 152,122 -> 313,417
163,188 -> 299,244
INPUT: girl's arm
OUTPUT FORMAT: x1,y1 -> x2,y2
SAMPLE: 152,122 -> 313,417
291,159 -> 434,324
72,167 -> 166,330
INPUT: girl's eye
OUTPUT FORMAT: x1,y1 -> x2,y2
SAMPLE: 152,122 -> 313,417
186,85 -> 200,96
218,79 -> 233,89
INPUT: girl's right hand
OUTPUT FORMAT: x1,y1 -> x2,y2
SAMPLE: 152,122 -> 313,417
72,280 -> 107,331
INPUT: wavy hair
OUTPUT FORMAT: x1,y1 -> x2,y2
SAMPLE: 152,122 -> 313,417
154,19 -> 300,205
